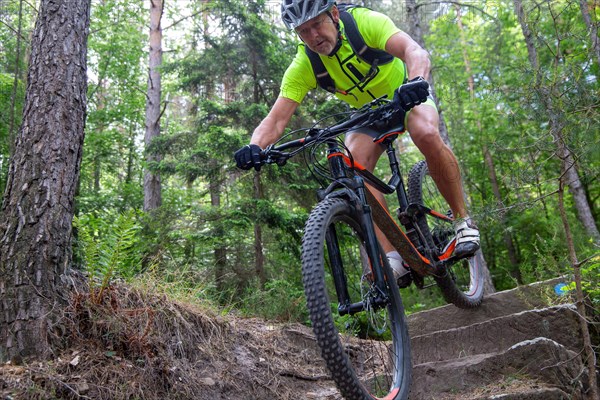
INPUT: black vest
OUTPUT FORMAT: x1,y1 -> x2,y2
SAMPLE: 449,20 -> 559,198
305,5 -> 394,93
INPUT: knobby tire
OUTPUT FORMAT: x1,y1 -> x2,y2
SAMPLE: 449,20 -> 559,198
407,160 -> 484,308
301,198 -> 411,400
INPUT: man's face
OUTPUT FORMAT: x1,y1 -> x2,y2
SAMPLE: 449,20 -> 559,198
295,7 -> 339,55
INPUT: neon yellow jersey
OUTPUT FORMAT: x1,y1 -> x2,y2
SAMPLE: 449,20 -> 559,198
280,7 -> 407,108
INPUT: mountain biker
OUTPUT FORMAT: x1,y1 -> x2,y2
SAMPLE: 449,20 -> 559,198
234,0 -> 480,287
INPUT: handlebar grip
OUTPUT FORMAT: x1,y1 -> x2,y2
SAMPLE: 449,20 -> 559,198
396,77 -> 430,111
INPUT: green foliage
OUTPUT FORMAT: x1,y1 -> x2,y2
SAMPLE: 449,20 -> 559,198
0,1 -> 32,194
235,279 -> 307,322
565,255 -> 600,308
0,72 -> 25,194
0,0 -> 36,74
428,0 -> 599,288
78,0 -> 147,215
401,285 -> 447,315
332,308 -> 392,341
75,211 -> 143,299
61,0 -> 599,325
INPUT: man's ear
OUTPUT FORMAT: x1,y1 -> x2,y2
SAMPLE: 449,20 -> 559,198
329,5 -> 340,23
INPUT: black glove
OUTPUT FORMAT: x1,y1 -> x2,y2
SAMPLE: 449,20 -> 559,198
234,144 -> 263,171
394,76 -> 430,111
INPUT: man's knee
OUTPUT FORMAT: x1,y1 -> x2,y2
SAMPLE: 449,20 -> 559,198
407,105 -> 441,148
351,151 -> 380,171
410,122 -> 444,152
345,135 -> 384,170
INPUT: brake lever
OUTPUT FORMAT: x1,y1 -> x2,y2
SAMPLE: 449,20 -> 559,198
275,157 -> 287,167
262,146 -> 288,167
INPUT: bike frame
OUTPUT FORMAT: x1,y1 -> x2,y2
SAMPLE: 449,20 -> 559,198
263,97 -> 461,297
317,132 -> 458,298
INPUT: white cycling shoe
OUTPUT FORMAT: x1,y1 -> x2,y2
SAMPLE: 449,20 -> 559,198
453,217 -> 480,258
387,251 -> 412,289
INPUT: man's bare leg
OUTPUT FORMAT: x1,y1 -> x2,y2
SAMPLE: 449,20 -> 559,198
406,105 -> 467,218
407,104 -> 480,256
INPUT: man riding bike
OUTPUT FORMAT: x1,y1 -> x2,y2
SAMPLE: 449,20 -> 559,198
234,0 -> 480,288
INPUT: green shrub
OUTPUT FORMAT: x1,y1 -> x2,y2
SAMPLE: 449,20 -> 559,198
74,210 -> 143,301
237,279 -> 307,322
564,255 -> 600,309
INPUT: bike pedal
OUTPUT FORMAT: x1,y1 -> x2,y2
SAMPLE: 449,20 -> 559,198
453,243 -> 479,259
396,273 -> 413,289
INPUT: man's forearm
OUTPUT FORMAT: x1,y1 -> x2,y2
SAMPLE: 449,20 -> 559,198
404,45 -> 431,79
250,116 -> 285,148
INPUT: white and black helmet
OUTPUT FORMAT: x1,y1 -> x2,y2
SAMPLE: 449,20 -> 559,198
281,0 -> 336,29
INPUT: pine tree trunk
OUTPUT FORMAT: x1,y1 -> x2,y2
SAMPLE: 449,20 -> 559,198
253,172 -> 267,289
144,0 -> 163,211
0,0 -> 91,361
561,140 -> 600,243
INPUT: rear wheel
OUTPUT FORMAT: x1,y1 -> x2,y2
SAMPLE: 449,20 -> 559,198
408,160 -> 484,308
302,198 -> 411,400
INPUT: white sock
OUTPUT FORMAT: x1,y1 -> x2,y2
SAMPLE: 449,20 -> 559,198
386,251 -> 409,277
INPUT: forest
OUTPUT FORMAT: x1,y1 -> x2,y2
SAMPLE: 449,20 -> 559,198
0,0 -> 598,358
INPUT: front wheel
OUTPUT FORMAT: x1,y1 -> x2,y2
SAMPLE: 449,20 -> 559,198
301,198 -> 411,400
408,160 -> 484,308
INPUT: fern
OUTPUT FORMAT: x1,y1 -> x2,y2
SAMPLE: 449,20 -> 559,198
75,210 -> 142,302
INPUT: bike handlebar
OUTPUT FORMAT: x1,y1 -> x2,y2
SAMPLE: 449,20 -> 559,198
261,96 -> 404,166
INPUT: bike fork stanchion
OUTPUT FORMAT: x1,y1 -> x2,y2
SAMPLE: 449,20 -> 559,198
325,225 -> 353,311
354,176 -> 388,291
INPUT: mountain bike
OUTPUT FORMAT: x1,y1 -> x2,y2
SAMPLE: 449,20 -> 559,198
259,96 -> 485,400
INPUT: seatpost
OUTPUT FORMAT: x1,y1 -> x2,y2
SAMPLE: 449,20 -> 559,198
385,143 -> 409,209
386,142 -> 421,249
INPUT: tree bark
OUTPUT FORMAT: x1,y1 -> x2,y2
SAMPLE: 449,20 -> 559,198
253,172 -> 266,289
0,0 -> 91,361
144,0 -> 163,211
578,0 -> 600,70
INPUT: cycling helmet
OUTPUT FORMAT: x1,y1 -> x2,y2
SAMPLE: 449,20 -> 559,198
281,0 -> 336,29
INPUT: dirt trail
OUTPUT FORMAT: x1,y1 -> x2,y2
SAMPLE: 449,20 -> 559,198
0,279 -> 595,399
